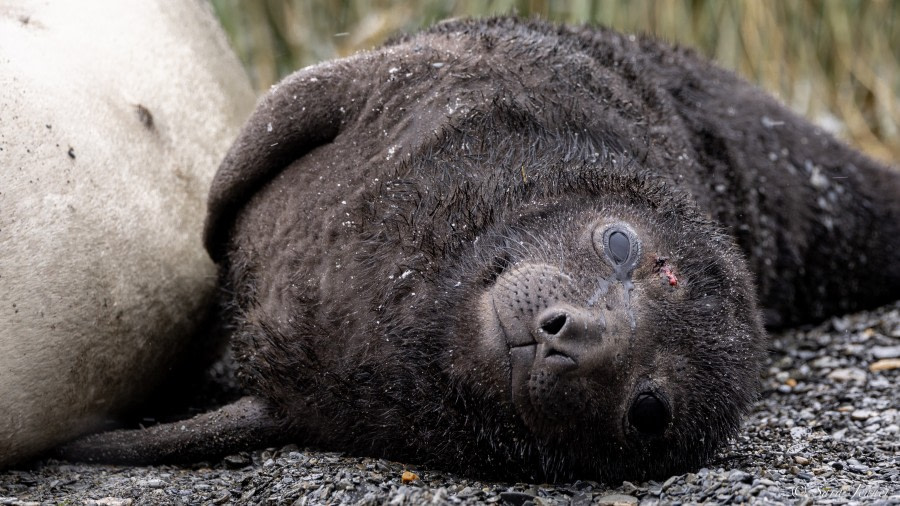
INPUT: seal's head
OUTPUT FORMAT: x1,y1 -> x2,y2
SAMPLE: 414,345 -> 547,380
440,180 -> 765,481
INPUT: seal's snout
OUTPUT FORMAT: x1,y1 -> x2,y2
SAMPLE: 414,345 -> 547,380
490,263 -> 579,348
534,305 -> 605,370
487,261 -> 629,424
489,263 -> 616,356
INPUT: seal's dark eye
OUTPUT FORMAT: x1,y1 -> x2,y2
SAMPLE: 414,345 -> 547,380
628,392 -> 670,435
607,231 -> 630,264
594,223 -> 640,269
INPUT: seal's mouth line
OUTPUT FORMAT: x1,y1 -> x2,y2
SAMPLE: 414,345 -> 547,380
545,347 -> 577,366
491,294 -> 535,351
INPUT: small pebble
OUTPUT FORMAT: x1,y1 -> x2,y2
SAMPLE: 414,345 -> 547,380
826,367 -> 867,382
661,475 -> 678,490
86,499 -> 133,506
851,409 -> 876,420
224,453 -> 251,468
595,494 -> 638,506
871,345 -> 900,359
727,470 -> 751,483
498,491 -> 535,506
619,481 -> 640,495
869,358 -> 900,371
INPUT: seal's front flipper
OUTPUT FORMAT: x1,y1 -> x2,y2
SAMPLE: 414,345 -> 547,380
54,396 -> 284,465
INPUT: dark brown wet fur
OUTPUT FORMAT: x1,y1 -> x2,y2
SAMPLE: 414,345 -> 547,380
57,18 -> 900,482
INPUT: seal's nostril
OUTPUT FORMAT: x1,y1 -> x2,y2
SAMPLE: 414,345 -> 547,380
540,313 -> 567,335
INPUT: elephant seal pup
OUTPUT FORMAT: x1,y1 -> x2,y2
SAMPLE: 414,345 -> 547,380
59,18 -> 900,482
0,0 -> 255,468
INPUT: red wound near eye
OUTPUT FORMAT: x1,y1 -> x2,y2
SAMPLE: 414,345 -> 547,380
661,265 -> 679,286
654,257 -> 679,287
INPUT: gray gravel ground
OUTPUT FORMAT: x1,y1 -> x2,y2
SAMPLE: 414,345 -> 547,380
2,301 -> 899,505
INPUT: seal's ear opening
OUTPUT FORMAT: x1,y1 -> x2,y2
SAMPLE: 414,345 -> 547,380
203,60 -> 366,262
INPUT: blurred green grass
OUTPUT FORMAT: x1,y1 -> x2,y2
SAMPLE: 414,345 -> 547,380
211,0 -> 899,162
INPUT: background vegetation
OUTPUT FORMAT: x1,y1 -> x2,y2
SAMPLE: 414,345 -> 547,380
211,1 -> 899,162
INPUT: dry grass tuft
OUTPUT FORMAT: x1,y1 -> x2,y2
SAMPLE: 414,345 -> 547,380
212,1 -> 899,161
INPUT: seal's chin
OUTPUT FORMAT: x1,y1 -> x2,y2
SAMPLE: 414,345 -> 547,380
511,344 -> 596,429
